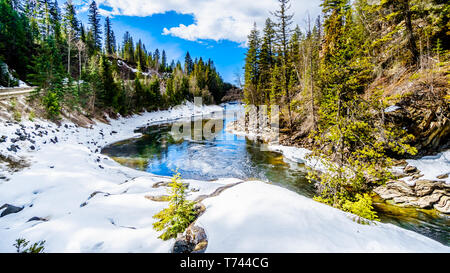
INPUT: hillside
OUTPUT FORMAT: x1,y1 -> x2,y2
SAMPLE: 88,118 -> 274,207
240,0 -> 450,219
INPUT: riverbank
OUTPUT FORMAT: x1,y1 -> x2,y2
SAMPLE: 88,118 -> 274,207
0,102 -> 449,252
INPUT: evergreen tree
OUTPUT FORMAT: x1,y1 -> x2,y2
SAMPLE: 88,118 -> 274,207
153,48 -> 160,69
88,0 -> 101,51
161,50 -> 167,71
104,16 -> 113,55
153,172 -> 196,240
272,0 -> 295,128
184,51 -> 193,75
63,0 -> 78,76
243,23 -> 261,105
259,18 -> 276,105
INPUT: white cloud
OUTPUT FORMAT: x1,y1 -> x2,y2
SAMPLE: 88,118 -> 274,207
85,0 -> 322,44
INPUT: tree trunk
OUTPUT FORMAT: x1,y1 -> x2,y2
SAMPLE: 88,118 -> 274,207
402,0 -> 419,65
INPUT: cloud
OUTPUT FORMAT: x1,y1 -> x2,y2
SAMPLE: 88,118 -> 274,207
83,0 -> 322,44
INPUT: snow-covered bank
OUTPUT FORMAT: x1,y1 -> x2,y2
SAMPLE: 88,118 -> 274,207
0,102 -> 226,252
0,102 -> 449,252
198,181 -> 448,252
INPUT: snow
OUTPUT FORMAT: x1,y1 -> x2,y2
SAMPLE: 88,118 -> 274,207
267,144 -> 328,172
117,59 -> 154,77
0,102 -> 449,252
403,150 -> 450,184
384,105 -> 401,113
198,181 -> 449,253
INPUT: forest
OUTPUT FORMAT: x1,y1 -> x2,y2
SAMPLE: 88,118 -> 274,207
0,0 -> 233,119
243,0 -> 449,219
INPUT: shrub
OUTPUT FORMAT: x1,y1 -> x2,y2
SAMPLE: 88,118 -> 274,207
42,91 -> 61,120
28,110 -> 36,121
342,193 -> 378,221
13,110 -> 21,122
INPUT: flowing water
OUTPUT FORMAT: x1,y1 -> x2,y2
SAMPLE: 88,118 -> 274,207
102,103 -> 450,246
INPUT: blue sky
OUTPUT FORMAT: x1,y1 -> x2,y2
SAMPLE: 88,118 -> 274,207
69,0 -> 322,83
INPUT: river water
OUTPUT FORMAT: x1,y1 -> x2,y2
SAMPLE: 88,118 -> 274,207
102,103 -> 450,246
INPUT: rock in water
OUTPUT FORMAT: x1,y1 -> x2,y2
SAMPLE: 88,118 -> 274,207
0,204 -> 24,217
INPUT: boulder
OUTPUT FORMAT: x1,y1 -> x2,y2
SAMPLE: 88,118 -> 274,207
27,216 -> 48,222
416,191 -> 445,209
436,173 -> 449,180
404,165 -> 418,174
392,196 -> 419,207
192,241 -> 208,253
172,236 -> 195,253
193,203 -> 206,216
414,180 -> 441,196
186,224 -> 207,245
0,204 -> 24,217
434,196 -> 450,214
386,180 -> 415,195
374,186 -> 405,200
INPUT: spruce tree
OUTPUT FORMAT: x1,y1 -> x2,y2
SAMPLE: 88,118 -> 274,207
161,50 -> 167,71
259,18 -> 276,105
104,16 -> 113,55
272,0 -> 294,128
88,0 -> 101,51
243,23 -> 260,105
184,51 -> 193,75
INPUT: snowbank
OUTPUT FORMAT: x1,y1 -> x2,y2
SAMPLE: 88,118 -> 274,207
198,181 -> 449,252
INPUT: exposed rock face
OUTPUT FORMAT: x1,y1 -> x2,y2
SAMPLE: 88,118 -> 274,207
386,87 -> 450,156
374,180 -> 450,213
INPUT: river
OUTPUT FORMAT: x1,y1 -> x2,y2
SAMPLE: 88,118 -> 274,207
102,103 -> 450,246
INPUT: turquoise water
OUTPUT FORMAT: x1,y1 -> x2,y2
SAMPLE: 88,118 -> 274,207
102,103 -> 450,247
